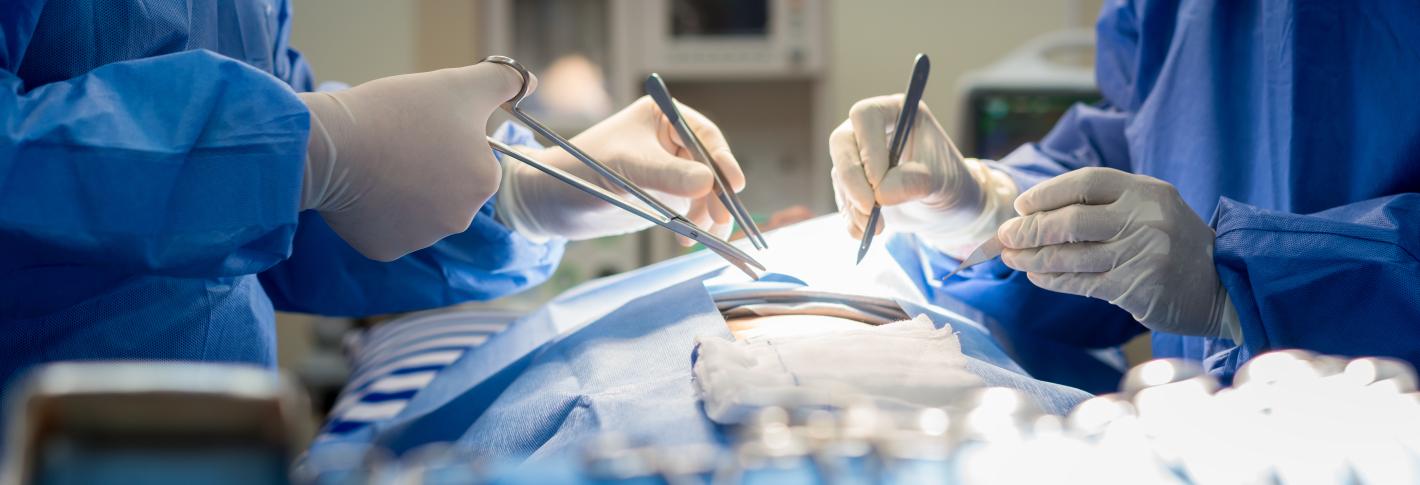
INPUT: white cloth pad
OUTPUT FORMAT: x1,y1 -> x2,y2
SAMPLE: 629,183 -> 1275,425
692,314 -> 982,423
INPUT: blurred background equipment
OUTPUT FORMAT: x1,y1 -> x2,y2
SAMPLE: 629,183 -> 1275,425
3,362 -> 313,485
954,29 -> 1099,160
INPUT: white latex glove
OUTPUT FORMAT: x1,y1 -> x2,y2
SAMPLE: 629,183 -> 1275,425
828,94 -> 1018,258
996,167 -> 1241,340
299,63 -> 532,261
496,96 -> 745,243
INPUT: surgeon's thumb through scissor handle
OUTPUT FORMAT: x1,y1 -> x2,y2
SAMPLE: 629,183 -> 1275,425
481,55 -> 534,109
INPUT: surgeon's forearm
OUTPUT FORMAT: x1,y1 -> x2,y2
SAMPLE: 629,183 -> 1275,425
0,50 -> 308,277
915,160 -> 1020,260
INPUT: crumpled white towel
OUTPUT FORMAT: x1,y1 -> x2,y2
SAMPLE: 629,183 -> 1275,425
692,314 -> 982,423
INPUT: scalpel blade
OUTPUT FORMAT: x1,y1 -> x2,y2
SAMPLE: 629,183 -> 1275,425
944,235 -> 1004,280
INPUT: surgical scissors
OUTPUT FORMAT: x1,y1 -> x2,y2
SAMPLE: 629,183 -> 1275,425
480,56 -> 765,279
644,74 -> 768,250
856,53 -> 931,264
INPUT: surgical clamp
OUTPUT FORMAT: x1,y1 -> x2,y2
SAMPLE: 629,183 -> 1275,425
644,73 -> 768,250
480,56 -> 765,280
857,53 -> 931,264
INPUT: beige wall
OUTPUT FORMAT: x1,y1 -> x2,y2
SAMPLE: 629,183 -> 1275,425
825,0 -> 1103,139
288,0 -> 1105,131
288,0 -> 417,84
289,0 -> 480,85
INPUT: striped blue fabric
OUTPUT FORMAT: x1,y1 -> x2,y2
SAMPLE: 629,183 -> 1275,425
317,309 -> 521,441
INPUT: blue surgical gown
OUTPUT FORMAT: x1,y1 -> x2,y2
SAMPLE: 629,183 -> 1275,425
0,0 -> 564,389
938,0 -> 1420,382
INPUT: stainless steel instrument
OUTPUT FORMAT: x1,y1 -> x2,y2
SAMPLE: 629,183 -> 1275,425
481,56 -> 765,279
857,53 -> 931,264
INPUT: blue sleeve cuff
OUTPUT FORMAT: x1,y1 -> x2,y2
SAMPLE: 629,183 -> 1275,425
257,122 -> 566,316
1210,195 -> 1420,360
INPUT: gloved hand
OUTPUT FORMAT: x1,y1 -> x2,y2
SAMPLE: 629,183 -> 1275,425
828,94 -> 1019,257
496,96 -> 745,242
298,62 -> 532,261
996,167 -> 1241,340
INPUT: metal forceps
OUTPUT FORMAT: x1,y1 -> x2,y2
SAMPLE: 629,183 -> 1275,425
480,56 -> 765,279
644,74 -> 768,250
856,53 -> 931,264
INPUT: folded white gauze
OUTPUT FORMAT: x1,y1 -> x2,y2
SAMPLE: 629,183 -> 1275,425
692,314 -> 982,423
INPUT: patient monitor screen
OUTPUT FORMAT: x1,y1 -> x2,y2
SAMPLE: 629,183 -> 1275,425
969,89 -> 1100,160
672,0 -> 770,37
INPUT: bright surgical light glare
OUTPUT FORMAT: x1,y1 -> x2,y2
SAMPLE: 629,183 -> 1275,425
1067,395 -> 1135,434
1342,357 -> 1419,393
1343,359 -> 1380,387
976,387 -> 1022,414
966,389 -> 1026,442
967,412 -> 1020,443
1123,358 -> 1209,395
1032,415 -> 1065,436
1236,350 -> 1321,387
1138,360 -> 1179,388
1133,378 -> 1212,419
761,424 -> 793,451
917,408 -> 949,436
841,405 -> 882,440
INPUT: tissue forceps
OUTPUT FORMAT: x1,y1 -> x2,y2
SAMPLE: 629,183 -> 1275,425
644,73 -> 768,250
480,56 -> 764,279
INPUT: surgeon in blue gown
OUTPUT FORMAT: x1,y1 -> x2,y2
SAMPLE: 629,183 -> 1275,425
833,0 -> 1420,387
0,0 -> 747,389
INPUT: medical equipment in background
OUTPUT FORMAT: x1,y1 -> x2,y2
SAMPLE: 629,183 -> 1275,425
2,362 -> 314,485
291,350 -> 1420,484
482,56 -> 765,280
481,0 -> 828,85
478,0 -> 829,290
629,0 -> 824,78
615,0 -> 830,265
954,29 -> 1099,160
645,73 -> 767,250
858,53 -> 930,264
